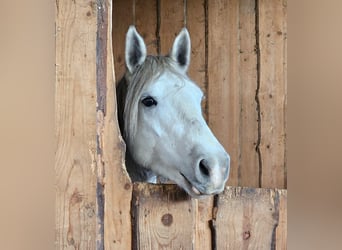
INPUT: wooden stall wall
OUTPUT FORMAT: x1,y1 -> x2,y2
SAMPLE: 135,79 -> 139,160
56,0 -> 132,249
56,0 -> 287,249
113,0 -> 287,190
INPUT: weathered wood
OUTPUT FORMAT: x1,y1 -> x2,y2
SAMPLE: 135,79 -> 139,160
99,1 -> 133,249
193,197 -> 213,250
207,0 -> 240,186
238,0 -> 260,187
135,0 -> 158,55
215,187 -> 286,249
275,189 -> 287,249
55,0 -> 98,249
159,0 -> 184,55
187,0 -> 207,119
112,0 -> 132,82
132,183 -> 195,249
258,0 -> 287,188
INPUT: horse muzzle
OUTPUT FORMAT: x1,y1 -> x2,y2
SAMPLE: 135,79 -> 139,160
186,152 -> 230,196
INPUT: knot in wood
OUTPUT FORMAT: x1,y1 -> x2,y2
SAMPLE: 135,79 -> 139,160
161,213 -> 173,226
243,231 -> 251,240
124,183 -> 131,190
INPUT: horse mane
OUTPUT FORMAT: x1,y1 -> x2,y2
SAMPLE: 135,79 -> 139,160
117,55 -> 186,146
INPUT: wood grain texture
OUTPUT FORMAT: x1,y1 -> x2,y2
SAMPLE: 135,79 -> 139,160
258,0 -> 287,188
275,189 -> 287,249
132,184 -> 195,250
238,0 -> 259,187
100,1 -> 133,249
112,0 -> 132,82
135,0 -> 158,55
55,0 -> 98,249
159,0 -> 185,55
193,197 -> 213,250
112,0 -> 159,82
207,0 -> 240,186
187,0 -> 207,120
215,187 -> 287,249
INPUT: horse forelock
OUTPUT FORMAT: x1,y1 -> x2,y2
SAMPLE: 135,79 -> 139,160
122,55 -> 186,146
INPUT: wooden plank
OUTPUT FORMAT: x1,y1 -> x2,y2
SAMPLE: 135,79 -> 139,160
132,183 -> 195,249
193,197 -> 213,250
55,0 -> 98,249
135,0 -> 158,55
159,0 -> 184,55
258,0 -> 287,188
276,189 -> 287,249
98,1 -> 133,249
238,0 -> 260,187
207,0 -> 240,186
215,187 -> 287,249
112,0 -> 133,82
187,0 -> 207,119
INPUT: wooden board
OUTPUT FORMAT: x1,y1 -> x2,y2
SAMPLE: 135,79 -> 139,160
112,0 -> 132,82
258,0 -> 287,188
215,187 -> 287,249
135,0 -> 158,55
238,0 -> 260,187
132,184 -> 287,249
55,0 -> 98,248
98,1 -> 133,249
193,196 -> 213,250
187,0 -> 207,119
159,0 -> 184,55
132,184 -> 195,249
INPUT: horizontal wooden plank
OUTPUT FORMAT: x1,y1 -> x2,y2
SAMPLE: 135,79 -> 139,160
131,184 -> 287,249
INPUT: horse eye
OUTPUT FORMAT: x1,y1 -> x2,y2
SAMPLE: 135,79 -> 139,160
141,96 -> 158,107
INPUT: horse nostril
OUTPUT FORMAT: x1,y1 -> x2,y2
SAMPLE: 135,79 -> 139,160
199,159 -> 210,177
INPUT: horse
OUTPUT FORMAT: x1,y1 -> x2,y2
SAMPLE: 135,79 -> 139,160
116,26 -> 230,198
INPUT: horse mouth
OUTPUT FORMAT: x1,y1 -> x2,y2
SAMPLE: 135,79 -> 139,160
180,173 -> 205,197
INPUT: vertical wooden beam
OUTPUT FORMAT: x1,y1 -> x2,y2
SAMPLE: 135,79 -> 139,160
276,189 -> 287,249
100,1 -> 133,249
207,0 -> 240,186
132,184 -> 195,249
55,0 -> 98,249
135,0 -> 158,55
258,0 -> 287,188
159,0 -> 184,55
238,0 -> 259,187
112,0 -> 133,82
187,0 -> 207,119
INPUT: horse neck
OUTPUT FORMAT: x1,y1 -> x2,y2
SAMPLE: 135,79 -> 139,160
125,149 -> 156,182
116,76 -> 127,136
116,76 -> 156,183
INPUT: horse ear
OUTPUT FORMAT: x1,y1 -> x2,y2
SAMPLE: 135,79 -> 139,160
125,26 -> 147,73
170,28 -> 191,72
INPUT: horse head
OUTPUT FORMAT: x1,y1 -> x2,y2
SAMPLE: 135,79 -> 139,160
117,26 -> 230,198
